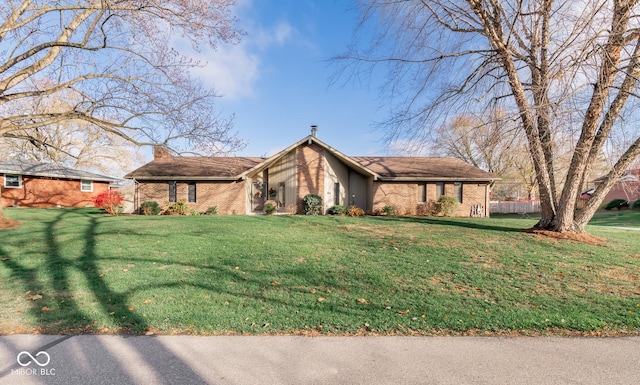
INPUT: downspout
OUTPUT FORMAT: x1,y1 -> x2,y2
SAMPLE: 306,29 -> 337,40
133,179 -> 139,213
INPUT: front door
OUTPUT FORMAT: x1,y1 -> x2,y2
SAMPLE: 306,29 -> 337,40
252,182 -> 266,212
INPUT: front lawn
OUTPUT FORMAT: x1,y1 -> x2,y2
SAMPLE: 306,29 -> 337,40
1,208 -> 638,335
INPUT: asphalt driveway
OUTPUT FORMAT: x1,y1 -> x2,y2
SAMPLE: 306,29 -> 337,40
1,335 -> 639,384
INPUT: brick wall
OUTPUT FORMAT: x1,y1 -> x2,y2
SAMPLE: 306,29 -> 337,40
372,182 -> 489,217
296,143 -> 325,213
136,180 -> 246,214
602,182 -> 640,203
372,182 -> 419,215
1,176 -> 110,208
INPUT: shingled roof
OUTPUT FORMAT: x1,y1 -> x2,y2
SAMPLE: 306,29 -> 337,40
125,157 -> 265,180
125,136 -> 498,182
352,157 -> 496,181
0,161 -> 119,182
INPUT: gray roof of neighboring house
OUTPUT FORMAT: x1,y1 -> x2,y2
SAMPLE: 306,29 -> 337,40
0,161 -> 120,183
593,169 -> 640,183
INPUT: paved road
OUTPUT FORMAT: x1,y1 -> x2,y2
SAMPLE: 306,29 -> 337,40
1,335 -> 639,384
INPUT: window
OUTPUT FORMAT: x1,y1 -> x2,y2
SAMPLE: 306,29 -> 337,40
334,182 -> 340,206
454,182 -> 463,203
435,182 -> 444,200
168,181 -> 177,202
81,180 -> 93,192
4,174 -> 21,188
188,182 -> 196,203
419,183 -> 427,202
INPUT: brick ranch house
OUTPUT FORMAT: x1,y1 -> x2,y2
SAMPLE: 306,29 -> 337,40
125,129 -> 498,216
1,161 -> 120,208
593,169 -> 640,203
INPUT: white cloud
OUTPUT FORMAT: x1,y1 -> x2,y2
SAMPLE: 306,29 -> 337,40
191,43 -> 260,99
186,20 -> 294,100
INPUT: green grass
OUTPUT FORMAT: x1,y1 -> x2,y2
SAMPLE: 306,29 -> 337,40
491,208 -> 640,228
1,208 -> 639,336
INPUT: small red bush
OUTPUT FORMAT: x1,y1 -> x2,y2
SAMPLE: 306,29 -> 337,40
93,190 -> 125,215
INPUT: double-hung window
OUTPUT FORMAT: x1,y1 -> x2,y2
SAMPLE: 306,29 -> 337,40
81,180 -> 93,192
4,175 -> 21,188
454,182 -> 463,203
188,183 -> 196,203
435,182 -> 444,200
168,181 -> 177,202
419,183 -> 427,203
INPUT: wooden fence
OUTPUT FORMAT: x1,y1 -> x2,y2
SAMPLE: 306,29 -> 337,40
490,201 -> 541,214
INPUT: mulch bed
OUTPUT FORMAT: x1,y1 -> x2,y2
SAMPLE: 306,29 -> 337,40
0,216 -> 21,229
524,228 -> 607,246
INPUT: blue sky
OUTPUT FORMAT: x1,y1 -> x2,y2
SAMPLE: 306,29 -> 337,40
189,0 -> 390,158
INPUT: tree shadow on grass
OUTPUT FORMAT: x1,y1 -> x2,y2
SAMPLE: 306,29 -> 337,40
0,209 -> 211,384
368,215 -> 528,233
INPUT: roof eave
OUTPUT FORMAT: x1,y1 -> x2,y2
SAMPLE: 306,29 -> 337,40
379,177 -> 500,182
1,170 -> 119,182
124,176 -> 241,181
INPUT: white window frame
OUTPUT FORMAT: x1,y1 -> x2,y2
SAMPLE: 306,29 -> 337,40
3,174 -> 22,188
81,180 -> 94,192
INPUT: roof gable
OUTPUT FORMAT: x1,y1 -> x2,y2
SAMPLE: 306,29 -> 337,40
239,135 -> 380,179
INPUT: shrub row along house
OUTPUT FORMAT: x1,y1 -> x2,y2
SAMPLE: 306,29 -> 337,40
1,161 -> 120,208
125,127 -> 499,216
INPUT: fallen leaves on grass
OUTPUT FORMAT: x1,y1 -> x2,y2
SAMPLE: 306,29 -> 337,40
26,292 -> 43,301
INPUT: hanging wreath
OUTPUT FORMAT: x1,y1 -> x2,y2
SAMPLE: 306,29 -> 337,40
268,187 -> 277,197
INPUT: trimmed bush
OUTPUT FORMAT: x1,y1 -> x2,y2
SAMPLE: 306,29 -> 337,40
140,201 -> 161,216
303,194 -> 323,215
205,206 -> 218,215
264,200 -> 277,215
436,195 -> 459,217
328,205 -> 347,215
416,201 -> 437,216
632,200 -> 640,210
167,200 -> 189,215
347,205 -> 365,217
604,199 -> 629,210
381,205 -> 396,216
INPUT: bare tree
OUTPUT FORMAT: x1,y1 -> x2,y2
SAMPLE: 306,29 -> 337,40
434,109 -> 526,188
0,0 -> 244,217
336,0 -> 640,233
0,86 -> 142,174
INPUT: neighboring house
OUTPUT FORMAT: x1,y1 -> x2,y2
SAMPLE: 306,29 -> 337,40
125,128 -> 499,216
0,161 -> 120,208
593,169 -> 640,203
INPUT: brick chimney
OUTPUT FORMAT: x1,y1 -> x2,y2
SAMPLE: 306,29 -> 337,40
153,146 -> 172,160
